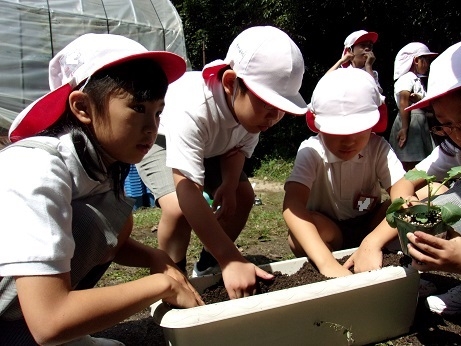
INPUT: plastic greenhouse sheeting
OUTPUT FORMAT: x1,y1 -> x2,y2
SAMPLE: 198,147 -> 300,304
0,0 -> 189,130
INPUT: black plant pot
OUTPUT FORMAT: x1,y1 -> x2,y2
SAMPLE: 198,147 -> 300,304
393,205 -> 450,256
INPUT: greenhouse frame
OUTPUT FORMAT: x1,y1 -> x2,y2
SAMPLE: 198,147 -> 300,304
0,0 -> 189,131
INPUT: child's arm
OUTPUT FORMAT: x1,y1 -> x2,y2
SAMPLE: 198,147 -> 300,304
390,173 -> 425,202
212,150 -> 245,218
173,170 -> 273,299
344,214 -> 397,273
16,269 -> 202,345
283,181 -> 352,277
344,176 -> 425,273
326,51 -> 354,73
395,90 -> 412,148
113,233 -> 203,302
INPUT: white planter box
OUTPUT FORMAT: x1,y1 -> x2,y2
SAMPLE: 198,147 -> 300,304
151,248 -> 420,346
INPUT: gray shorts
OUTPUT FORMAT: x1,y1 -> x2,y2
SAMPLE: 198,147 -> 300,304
136,135 -> 175,205
136,135 -> 248,205
337,203 -> 385,249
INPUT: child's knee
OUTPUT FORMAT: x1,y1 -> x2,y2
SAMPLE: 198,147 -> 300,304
237,181 -> 256,209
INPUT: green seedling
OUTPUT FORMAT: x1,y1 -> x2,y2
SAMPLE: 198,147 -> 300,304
386,167 -> 461,227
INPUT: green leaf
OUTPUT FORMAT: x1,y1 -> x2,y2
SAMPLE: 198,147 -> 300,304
441,203 -> 461,225
404,170 -> 436,183
386,197 -> 405,214
447,167 -> 461,180
386,213 -> 396,228
415,214 -> 428,223
385,197 -> 406,228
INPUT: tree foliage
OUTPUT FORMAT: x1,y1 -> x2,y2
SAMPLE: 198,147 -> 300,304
172,0 -> 461,173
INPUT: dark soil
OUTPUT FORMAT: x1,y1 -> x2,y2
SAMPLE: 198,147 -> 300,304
397,208 -> 442,227
200,251 -> 411,304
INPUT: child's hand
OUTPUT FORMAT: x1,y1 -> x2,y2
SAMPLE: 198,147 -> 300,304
409,93 -> 422,103
149,249 -> 204,306
221,261 -> 273,299
364,51 -> 376,66
341,51 -> 355,64
407,231 -> 461,273
212,184 -> 237,219
344,245 -> 383,273
319,264 -> 353,278
160,274 -> 205,308
395,128 -> 408,148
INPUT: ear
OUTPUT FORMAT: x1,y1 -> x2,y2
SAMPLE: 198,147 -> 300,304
221,69 -> 237,96
68,91 -> 92,125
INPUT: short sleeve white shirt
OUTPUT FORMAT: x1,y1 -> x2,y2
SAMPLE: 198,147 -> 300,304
394,71 -> 426,115
0,134 -> 111,277
286,133 -> 405,220
416,142 -> 461,180
160,71 -> 259,186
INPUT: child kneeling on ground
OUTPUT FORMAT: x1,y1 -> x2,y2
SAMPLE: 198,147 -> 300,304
283,68 -> 407,278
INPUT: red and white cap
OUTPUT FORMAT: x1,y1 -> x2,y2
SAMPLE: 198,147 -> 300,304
341,30 -> 378,68
306,68 -> 387,135
202,26 -> 307,115
9,33 -> 186,142
394,42 -> 438,80
406,41 -> 461,111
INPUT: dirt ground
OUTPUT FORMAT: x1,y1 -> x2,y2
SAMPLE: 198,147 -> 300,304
93,179 -> 461,345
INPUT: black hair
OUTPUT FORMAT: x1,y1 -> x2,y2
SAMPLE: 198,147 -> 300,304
40,58 -> 169,199
217,66 -> 248,93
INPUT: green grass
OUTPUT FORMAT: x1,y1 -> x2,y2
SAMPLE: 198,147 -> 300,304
99,158 -> 292,286
252,157 -> 294,183
128,189 -> 290,269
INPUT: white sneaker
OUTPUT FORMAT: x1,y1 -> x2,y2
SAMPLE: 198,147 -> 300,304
418,279 -> 437,298
62,335 -> 125,345
191,262 -> 221,278
426,284 -> 461,315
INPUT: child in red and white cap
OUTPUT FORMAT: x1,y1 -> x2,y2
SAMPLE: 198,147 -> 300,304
283,67 -> 406,278
327,30 -> 383,93
393,41 -> 461,316
136,26 -> 308,299
389,42 -> 439,171
0,33 -> 203,345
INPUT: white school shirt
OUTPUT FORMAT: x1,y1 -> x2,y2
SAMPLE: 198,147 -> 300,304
160,71 -> 259,186
394,71 -> 426,116
416,142 -> 461,179
0,134 -> 112,276
346,65 -> 383,93
286,133 -> 405,221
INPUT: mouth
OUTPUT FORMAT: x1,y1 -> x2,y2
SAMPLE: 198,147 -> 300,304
137,143 -> 153,155
339,148 -> 356,155
258,125 -> 270,132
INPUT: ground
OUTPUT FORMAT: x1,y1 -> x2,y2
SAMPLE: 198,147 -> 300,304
93,179 -> 461,345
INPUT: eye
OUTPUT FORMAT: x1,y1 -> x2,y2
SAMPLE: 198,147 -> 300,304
156,110 -> 163,118
132,104 -> 146,113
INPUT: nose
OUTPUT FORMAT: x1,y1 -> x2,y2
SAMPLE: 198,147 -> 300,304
266,108 -> 284,118
145,114 -> 159,135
